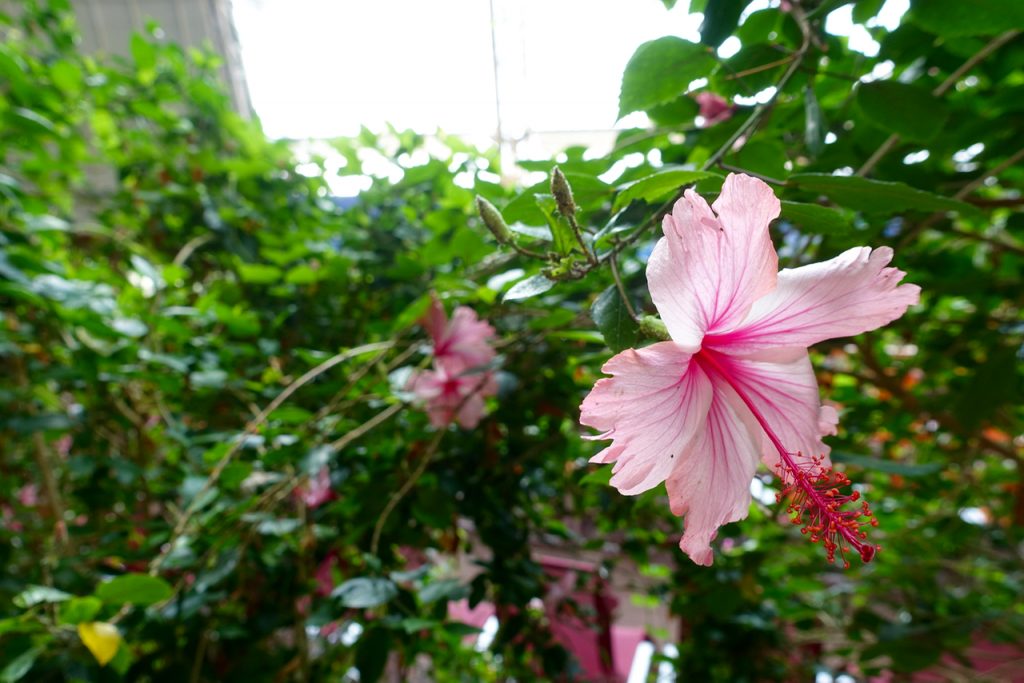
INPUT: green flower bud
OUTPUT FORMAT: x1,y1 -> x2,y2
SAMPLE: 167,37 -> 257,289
550,166 -> 576,218
638,315 -> 670,341
475,196 -> 512,245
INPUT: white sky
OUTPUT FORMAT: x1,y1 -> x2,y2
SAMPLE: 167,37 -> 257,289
232,0 -> 703,141
232,0 -> 908,157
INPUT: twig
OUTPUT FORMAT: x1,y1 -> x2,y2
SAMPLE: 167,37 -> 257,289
329,401 -> 404,452
897,146 -> 1024,249
149,341 -> 393,574
857,30 -> 1020,177
14,357 -> 68,552
369,428 -> 447,556
608,254 -> 638,321
703,5 -> 812,170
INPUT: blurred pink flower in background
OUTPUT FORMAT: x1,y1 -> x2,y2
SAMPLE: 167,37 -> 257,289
580,174 -> 918,566
409,298 -> 498,428
408,362 -> 497,429
294,466 -> 335,509
422,296 -> 496,373
16,484 -> 39,507
695,92 -> 734,127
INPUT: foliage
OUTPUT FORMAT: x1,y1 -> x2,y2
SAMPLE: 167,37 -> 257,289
1,0 -> 1023,681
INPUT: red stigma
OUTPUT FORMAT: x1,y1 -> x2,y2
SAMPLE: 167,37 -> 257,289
773,452 -> 880,568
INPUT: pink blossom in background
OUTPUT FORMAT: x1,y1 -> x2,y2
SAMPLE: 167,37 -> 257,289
695,91 -> 734,127
580,173 -> 919,567
422,296 -> 496,373
16,483 -> 39,507
294,466 -> 335,509
409,298 -> 498,428
408,362 -> 497,429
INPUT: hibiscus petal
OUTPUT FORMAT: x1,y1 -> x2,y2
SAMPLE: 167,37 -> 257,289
709,351 -> 832,471
714,246 -> 920,354
580,341 -> 711,495
666,376 -> 762,566
648,173 -> 780,346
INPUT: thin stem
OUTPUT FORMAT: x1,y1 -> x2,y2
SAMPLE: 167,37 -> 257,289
858,30 -> 1020,177
14,357 -> 68,552
608,254 -> 638,321
567,211 -> 598,266
703,7 -> 811,170
369,428 -> 446,556
149,341 -> 393,575
329,401 -> 404,452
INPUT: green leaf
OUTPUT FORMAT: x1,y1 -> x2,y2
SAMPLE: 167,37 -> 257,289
591,285 -> 639,353
237,263 -> 283,284
728,140 -> 788,180
50,60 -> 83,96
391,293 -> 433,333
355,627 -> 391,683
399,618 -> 439,633
13,585 -> 72,609
95,574 -> 173,606
419,579 -> 467,604
579,467 -> 614,486
10,108 -> 56,135
332,577 -> 398,608
779,201 -> 852,235
1,647 -> 42,683
613,168 -> 719,211
789,173 -> 978,214
59,597 -> 103,625
857,81 -> 947,142
619,37 -> 716,118
831,452 -> 943,477
504,274 -> 555,302
535,194 -> 577,256
701,0 -> 749,47
909,0 -> 1024,37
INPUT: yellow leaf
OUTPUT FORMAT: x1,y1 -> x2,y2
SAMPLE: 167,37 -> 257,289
77,621 -> 122,666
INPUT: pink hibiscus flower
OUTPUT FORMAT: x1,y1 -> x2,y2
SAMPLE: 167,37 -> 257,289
294,466 -> 335,509
580,173 -> 919,567
695,92 -> 734,127
408,362 -> 498,429
422,296 -> 496,373
409,298 -> 498,429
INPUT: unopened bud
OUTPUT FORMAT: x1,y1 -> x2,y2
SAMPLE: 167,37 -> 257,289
475,196 -> 512,245
550,166 -> 576,218
638,315 -> 670,341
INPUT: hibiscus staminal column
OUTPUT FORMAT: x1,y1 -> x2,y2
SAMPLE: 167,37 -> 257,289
696,349 -> 878,567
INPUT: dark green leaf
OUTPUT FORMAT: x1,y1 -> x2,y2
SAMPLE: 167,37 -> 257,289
619,37 -> 716,117
789,173 -> 979,214
701,0 -> 749,47
419,579 -> 468,604
857,81 -> 947,142
909,0 -> 1024,37
613,168 -> 719,211
831,452 -> 943,477
355,628 -> 391,683
504,274 -> 555,302
591,285 -> 639,353
95,574 -> 173,606
779,201 -> 852,235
